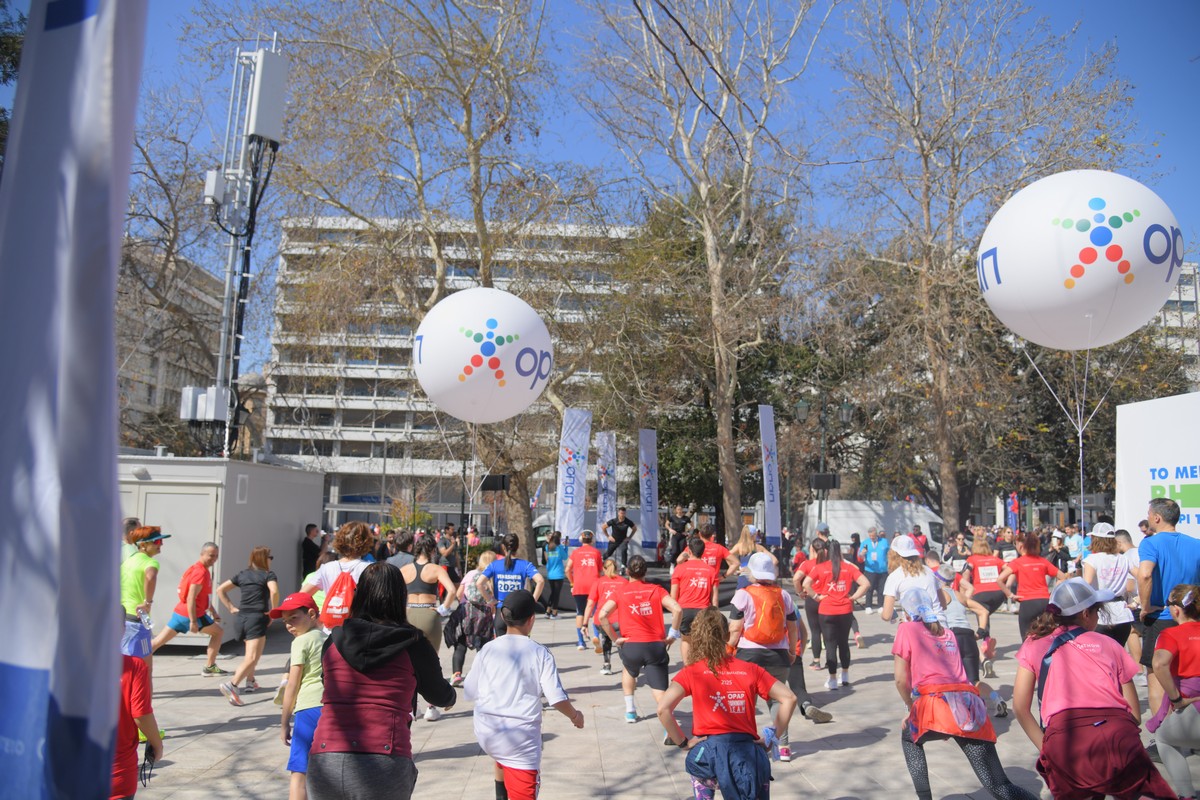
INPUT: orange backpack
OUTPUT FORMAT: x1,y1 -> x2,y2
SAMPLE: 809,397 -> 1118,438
743,584 -> 786,645
319,566 -> 357,629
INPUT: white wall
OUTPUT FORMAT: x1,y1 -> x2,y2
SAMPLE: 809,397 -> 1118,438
1115,391 -> 1200,540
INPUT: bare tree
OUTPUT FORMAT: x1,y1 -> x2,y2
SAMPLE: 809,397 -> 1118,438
580,0 -> 828,539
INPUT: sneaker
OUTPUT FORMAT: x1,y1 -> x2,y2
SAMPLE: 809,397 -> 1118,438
601,665 -> 615,675
451,672 -> 464,687
1133,673 -> 1148,687
662,733 -> 674,746
809,661 -> 824,671
864,607 -> 875,615
424,706 -> 442,722
994,701 -> 1008,718
982,660 -> 997,679
824,677 -> 838,691
802,704 -> 833,724
593,637 -> 603,654
839,677 -> 851,687
219,681 -> 243,707
244,678 -> 259,693
625,711 -> 638,724
855,633 -> 865,649
778,746 -> 792,762
576,644 -> 587,651
201,664 -> 230,677
1147,742 -> 1161,763
982,637 -> 997,660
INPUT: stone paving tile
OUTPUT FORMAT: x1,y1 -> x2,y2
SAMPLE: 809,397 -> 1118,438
140,589 -> 1197,799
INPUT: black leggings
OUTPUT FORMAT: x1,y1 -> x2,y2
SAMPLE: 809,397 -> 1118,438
865,571 -> 887,607
819,613 -> 853,672
600,625 -> 614,665
1096,622 -> 1132,647
1017,599 -> 1048,641
805,598 -> 822,661
786,653 -> 813,707
452,642 -> 467,675
900,728 -> 1038,800
546,579 -> 564,612
953,627 -> 980,684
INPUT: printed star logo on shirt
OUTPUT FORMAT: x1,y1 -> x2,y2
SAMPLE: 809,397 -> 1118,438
688,577 -> 706,589
710,692 -> 728,712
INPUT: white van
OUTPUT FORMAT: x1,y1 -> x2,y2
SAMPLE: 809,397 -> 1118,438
802,501 -> 945,549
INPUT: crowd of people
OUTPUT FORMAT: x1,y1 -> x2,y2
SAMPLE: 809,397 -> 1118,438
113,497 -> 1200,800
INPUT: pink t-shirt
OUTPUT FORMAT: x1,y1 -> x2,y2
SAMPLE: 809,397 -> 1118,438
1015,626 -> 1138,722
891,621 -> 969,689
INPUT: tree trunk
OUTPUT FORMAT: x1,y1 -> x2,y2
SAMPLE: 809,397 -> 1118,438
707,231 -> 741,545
504,474 -> 536,563
920,266 -> 961,537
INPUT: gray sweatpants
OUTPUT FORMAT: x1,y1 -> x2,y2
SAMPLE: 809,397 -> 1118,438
308,752 -> 418,800
1156,707 -> 1200,797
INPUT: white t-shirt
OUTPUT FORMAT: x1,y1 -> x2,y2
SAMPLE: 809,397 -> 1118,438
1083,552 -> 1134,625
464,633 -> 569,770
883,567 -> 945,618
311,559 -> 369,592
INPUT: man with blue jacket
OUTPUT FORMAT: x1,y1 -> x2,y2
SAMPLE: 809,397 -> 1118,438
862,526 -> 890,614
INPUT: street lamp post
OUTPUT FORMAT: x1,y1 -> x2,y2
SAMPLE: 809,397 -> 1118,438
795,396 -> 854,527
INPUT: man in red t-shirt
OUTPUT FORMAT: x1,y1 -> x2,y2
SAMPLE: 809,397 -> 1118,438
671,537 -> 720,662
151,542 -> 226,676
677,523 -> 739,581
111,654 -> 163,799
566,530 -> 603,650
599,556 -> 683,723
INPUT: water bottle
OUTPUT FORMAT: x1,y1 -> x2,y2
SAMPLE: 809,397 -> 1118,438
138,609 -> 153,630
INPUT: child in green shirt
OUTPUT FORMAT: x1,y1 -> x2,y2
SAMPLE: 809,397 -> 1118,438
271,593 -> 327,800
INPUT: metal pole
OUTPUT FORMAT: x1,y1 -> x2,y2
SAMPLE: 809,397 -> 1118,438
380,441 -> 387,525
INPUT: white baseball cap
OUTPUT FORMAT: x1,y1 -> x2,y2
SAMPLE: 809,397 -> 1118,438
1090,523 -> 1116,539
891,535 -> 920,559
747,552 -> 777,581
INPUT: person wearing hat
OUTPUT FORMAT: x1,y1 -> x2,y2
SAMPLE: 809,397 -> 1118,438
1081,522 -> 1135,646
465,589 -> 584,800
272,592 -> 326,800
1045,531 -> 1072,577
728,551 -> 804,760
880,535 -> 949,625
891,588 -> 1036,800
119,526 -> 171,669
1013,578 -> 1175,800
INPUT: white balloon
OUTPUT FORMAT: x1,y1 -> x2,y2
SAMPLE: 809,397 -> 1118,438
412,287 -> 553,424
977,170 -> 1184,350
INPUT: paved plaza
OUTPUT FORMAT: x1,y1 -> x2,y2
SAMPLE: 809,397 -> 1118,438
143,585 -> 1196,800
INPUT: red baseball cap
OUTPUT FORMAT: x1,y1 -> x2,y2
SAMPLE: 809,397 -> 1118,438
269,592 -> 318,618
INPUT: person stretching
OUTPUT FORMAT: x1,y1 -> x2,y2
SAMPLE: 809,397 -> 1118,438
1149,583 -> 1200,800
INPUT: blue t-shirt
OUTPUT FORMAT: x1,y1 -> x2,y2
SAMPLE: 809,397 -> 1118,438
863,538 -> 890,573
482,558 -> 539,601
1138,532 -> 1200,619
544,545 -> 567,580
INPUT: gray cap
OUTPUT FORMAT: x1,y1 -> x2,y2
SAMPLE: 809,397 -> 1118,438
1049,578 -> 1117,616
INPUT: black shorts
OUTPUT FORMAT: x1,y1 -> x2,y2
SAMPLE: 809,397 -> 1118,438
1138,615 -> 1178,668
735,646 -> 790,683
679,607 -> 705,635
573,595 -> 589,616
973,590 -> 1006,614
234,611 -> 270,641
618,641 -> 670,690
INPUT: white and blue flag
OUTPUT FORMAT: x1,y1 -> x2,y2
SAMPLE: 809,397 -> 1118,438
594,431 -> 616,544
554,408 -> 592,547
638,429 -> 659,548
0,1 -> 147,798
759,405 -> 782,547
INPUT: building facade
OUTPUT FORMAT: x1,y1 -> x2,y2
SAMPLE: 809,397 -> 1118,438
1157,260 -> 1200,387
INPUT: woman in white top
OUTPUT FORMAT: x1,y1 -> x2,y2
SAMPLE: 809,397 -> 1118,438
880,536 -> 950,622
1081,523 -> 1135,646
300,521 -> 374,625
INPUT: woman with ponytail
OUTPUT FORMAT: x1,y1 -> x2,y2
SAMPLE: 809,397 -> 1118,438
891,589 -> 1035,800
476,533 -> 545,638
1150,583 -> 1200,799
802,540 -> 869,690
1013,578 -> 1175,800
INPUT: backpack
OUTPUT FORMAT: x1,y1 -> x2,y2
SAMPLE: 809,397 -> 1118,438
743,584 -> 787,645
320,565 -> 357,629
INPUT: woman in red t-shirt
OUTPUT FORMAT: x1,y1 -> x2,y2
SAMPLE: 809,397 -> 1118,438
1150,583 -> 1200,798
582,559 -> 626,676
963,536 -> 1010,636
803,542 -> 869,690
792,541 -> 824,669
998,532 -> 1062,640
658,607 -> 796,799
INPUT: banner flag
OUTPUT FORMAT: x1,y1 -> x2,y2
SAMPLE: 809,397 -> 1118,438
554,409 -> 592,546
759,405 -> 782,547
594,431 -> 617,544
0,1 -> 149,797
638,429 -> 659,547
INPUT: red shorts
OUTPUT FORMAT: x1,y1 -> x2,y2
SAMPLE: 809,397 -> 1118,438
501,765 -> 540,800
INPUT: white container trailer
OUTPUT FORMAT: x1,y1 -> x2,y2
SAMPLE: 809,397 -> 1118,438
118,456 -> 324,647
802,500 -> 945,549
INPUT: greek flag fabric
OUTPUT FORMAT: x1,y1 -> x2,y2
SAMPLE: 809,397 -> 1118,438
0,1 -> 148,797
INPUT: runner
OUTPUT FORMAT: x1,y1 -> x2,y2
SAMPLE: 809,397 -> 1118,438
997,531 -> 1062,641
150,541 -> 226,677
601,507 -> 638,571
1081,522 -> 1135,646
215,546 -> 280,706
1148,583 -> 1200,799
583,559 -> 626,675
446,550 -> 498,687
120,527 -> 169,675
792,538 -> 826,669
476,533 -> 545,638
565,530 -> 602,651
597,555 -> 683,723
541,531 -> 567,619
398,535 -> 457,721
803,540 -> 869,689
729,552 -> 800,761
671,536 -> 719,664
274,593 -> 326,800
1012,578 -> 1175,800
729,524 -> 776,590
678,523 -> 740,581
658,607 -> 797,800
962,535 -> 1010,641
665,505 -> 693,571
881,536 -> 949,626
464,590 -> 585,800
892,588 -> 1036,800
300,521 -> 375,630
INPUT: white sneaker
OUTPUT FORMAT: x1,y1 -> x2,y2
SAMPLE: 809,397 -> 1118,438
1133,673 -> 1148,687
824,676 -> 838,691
423,706 -> 442,721
864,607 -> 876,615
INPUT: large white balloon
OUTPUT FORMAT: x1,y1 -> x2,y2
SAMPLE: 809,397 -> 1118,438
978,170 -> 1184,350
412,287 -> 553,424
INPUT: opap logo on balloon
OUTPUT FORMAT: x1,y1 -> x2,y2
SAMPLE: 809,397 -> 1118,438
1049,196 -> 1140,289
457,318 -> 517,385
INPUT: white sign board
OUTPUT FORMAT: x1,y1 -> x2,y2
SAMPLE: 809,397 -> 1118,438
1115,391 -> 1200,540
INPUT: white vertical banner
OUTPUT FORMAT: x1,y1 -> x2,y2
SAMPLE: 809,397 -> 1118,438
638,428 -> 660,547
554,408 -> 592,546
0,1 -> 148,797
759,405 -> 782,547
594,431 -> 617,544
